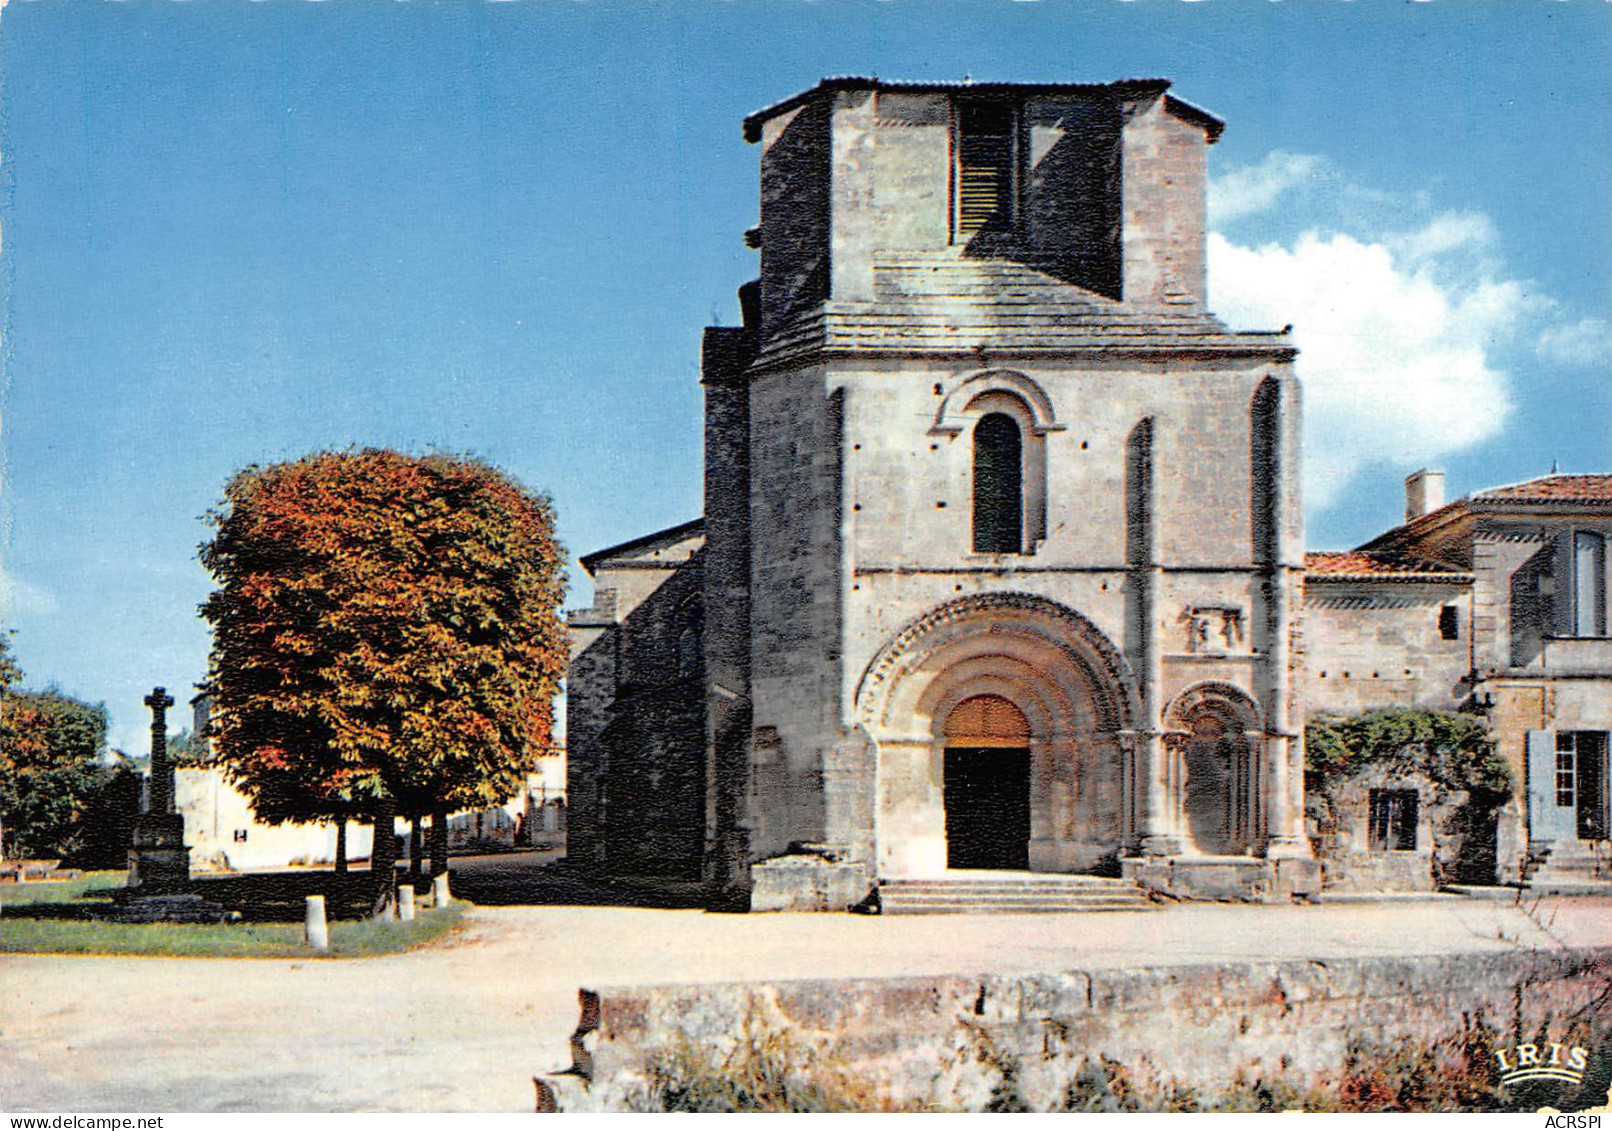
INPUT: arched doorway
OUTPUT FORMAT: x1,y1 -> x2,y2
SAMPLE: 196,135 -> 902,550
1166,685 -> 1260,856
853,593 -> 1140,880
943,694 -> 1032,870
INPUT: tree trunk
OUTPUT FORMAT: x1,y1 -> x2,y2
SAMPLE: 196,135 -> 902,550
409,811 -> 423,878
370,795 -> 398,919
334,820 -> 348,873
430,807 -> 449,877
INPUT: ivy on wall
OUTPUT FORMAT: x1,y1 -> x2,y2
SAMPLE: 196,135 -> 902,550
1304,709 -> 1513,800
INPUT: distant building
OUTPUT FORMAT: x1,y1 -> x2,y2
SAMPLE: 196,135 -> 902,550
447,750 -> 567,850
175,765 -> 374,873
183,694 -> 562,869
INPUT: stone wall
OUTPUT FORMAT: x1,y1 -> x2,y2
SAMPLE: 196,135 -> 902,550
1308,765 -> 1440,892
841,357 -> 1292,701
546,947 -> 1611,1112
701,325 -> 756,905
1120,92 -> 1209,307
1301,579 -> 1471,716
756,99 -> 831,329
746,366 -> 845,862
565,525 -> 708,879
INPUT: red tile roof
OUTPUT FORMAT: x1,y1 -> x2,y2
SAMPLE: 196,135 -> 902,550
1473,474 -> 1612,504
1304,550 -> 1472,582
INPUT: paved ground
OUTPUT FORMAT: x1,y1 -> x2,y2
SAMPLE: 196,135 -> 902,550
2,879 -> 1607,1112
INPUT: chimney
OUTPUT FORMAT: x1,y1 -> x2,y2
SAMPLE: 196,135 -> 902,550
1405,468 -> 1445,523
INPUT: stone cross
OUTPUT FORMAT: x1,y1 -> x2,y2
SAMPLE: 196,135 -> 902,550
145,686 -> 176,815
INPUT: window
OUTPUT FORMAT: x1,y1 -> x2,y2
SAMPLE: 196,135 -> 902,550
1556,731 -> 1578,809
676,628 -> 700,679
955,101 -> 1015,239
1368,789 -> 1418,851
232,829 -> 249,843
1572,531 -> 1608,637
972,413 -> 1023,553
1438,605 -> 1460,641
675,597 -> 703,680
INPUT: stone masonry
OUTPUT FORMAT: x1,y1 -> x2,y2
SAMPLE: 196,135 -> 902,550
568,77 -> 1323,908
567,78 -> 1611,909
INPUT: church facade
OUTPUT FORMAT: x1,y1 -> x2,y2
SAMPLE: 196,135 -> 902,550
565,77 -> 1610,910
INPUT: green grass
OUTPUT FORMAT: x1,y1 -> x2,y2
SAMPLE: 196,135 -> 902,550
0,870 -> 127,905
0,874 -> 468,958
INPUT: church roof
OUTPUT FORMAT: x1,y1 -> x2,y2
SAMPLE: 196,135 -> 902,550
742,76 -> 1224,143
579,518 -> 705,575
1303,550 -> 1473,583
750,253 -> 1293,369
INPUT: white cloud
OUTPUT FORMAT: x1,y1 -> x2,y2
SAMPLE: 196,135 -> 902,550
1209,213 -> 1535,509
0,565 -> 58,617
1208,151 -> 1324,227
1386,210 -> 1498,267
1536,317 -> 1612,369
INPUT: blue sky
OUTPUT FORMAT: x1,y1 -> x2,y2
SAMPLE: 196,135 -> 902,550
3,2 -> 1609,755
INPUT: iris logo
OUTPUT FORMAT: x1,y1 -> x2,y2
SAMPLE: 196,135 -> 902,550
1496,1041 -> 1591,1088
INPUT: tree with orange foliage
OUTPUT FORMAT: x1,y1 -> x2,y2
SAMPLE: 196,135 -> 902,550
0,633 -> 114,862
200,450 -> 567,913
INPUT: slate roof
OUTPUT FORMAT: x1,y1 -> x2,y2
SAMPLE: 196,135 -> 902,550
751,254 -> 1293,369
742,77 -> 1224,143
579,518 -> 705,575
1303,551 -> 1473,583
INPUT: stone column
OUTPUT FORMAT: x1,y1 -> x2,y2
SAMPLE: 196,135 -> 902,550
1255,377 -> 1310,859
145,687 -> 175,814
1128,417 -> 1180,856
128,686 -> 190,894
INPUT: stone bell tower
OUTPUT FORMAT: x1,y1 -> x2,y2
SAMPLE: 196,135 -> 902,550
699,78 -> 1316,909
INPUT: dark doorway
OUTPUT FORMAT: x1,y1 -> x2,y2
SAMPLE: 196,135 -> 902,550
944,747 -> 1031,870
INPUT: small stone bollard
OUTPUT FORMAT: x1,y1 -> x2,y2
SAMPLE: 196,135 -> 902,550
397,884 -> 415,921
431,873 -> 451,908
304,894 -> 329,952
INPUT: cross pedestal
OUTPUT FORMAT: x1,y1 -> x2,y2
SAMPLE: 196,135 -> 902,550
128,686 -> 190,895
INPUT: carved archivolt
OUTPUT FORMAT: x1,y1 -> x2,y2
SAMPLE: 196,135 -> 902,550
1164,680 -> 1263,734
854,592 -> 1139,732
930,369 -> 1064,436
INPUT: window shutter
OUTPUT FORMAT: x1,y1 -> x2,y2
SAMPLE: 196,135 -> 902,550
956,102 -> 1014,237
958,137 -> 1009,234
1527,729 -> 1574,843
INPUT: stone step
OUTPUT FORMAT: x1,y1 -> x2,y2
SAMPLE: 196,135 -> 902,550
889,876 -> 1141,889
877,873 -> 1153,915
883,889 -> 1147,904
1523,844 -> 1609,884
880,896 -> 1151,914
1526,880 -> 1612,896
881,881 -> 1137,896
884,906 -> 1155,915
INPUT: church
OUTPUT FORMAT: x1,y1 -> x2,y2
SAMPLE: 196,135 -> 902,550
565,77 -> 1612,911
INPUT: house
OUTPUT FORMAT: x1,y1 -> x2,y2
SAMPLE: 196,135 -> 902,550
1306,471 -> 1612,890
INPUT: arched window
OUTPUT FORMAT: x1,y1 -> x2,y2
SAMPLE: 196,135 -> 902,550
973,413 -> 1023,553
675,597 -> 704,680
